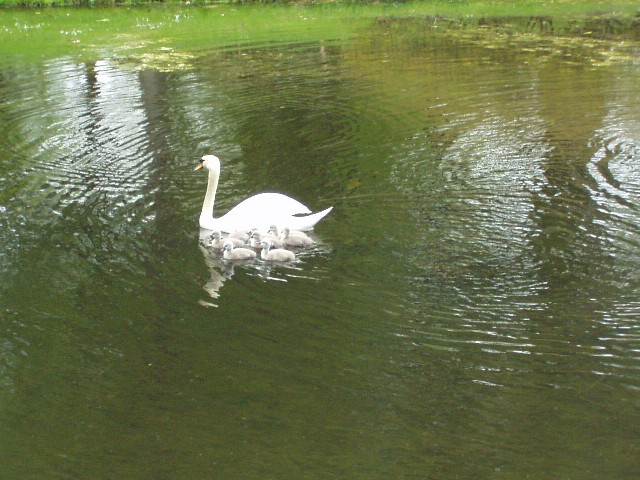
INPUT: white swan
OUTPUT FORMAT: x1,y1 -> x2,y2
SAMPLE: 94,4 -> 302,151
222,240 -> 257,261
260,239 -> 296,262
195,155 -> 333,233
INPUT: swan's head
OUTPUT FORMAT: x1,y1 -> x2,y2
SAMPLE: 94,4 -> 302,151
222,240 -> 234,251
194,154 -> 221,173
282,227 -> 291,237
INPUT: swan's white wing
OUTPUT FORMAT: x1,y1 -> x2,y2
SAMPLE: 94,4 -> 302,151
285,206 -> 333,232
215,193 -> 313,231
228,193 -> 312,216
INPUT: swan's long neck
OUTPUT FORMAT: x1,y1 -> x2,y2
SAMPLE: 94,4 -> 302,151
201,167 -> 219,223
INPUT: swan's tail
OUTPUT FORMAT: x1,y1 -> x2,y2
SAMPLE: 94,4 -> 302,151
288,206 -> 333,231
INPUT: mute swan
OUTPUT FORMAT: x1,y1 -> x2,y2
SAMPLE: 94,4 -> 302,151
260,240 -> 296,262
195,155 -> 333,233
281,227 -> 314,248
222,240 -> 257,261
210,231 -> 245,249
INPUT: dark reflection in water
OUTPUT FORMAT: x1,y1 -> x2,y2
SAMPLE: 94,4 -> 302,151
1,19 -> 640,479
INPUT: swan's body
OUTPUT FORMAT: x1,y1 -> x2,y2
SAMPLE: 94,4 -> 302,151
210,231 -> 245,249
222,240 -> 257,261
195,155 -> 332,233
281,227 -> 314,248
260,240 -> 296,262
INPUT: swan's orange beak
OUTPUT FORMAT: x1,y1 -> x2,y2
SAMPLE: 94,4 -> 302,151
194,162 -> 204,172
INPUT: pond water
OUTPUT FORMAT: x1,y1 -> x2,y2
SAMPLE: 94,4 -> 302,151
1,7 -> 640,479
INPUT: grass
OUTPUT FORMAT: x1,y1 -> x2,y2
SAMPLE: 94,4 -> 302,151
0,2 -> 638,65
0,0 -> 639,16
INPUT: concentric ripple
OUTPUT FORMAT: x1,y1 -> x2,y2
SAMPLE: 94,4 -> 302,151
1,59 -> 158,279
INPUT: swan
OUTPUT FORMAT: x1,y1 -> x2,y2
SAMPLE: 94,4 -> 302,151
195,155 -> 333,233
260,239 -> 296,262
222,240 -> 257,261
209,231 -> 245,249
281,227 -> 314,248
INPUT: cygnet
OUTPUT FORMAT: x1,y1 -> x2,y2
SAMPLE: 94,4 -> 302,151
222,240 -> 257,261
260,239 -> 296,262
228,230 -> 251,242
251,230 -> 283,249
210,231 -> 245,249
281,227 -> 314,248
270,225 -> 309,238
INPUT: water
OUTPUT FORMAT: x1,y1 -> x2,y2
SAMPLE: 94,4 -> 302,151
1,9 -> 640,479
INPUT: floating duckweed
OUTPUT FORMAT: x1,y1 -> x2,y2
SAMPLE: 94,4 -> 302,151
118,48 -> 197,72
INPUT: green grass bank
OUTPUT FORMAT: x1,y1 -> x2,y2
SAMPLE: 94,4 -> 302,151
1,1 -> 638,65
0,0 -> 639,18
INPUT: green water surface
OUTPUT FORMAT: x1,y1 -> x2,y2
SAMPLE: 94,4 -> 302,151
1,4 -> 639,479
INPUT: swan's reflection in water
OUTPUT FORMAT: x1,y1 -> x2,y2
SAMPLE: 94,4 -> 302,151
198,246 -> 226,307
197,230 -> 227,307
197,229 -> 328,306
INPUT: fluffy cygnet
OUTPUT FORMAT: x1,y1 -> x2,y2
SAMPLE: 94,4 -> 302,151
210,231 -> 245,249
250,230 -> 283,249
281,227 -> 314,248
228,230 -> 251,242
269,225 -> 308,238
259,239 -> 296,262
222,240 -> 257,260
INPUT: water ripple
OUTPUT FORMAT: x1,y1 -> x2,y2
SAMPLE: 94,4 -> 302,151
379,62 -> 640,387
1,58 -> 158,279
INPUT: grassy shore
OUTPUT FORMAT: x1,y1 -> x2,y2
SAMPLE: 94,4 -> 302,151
0,0 -> 639,19
1,1 -> 637,65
